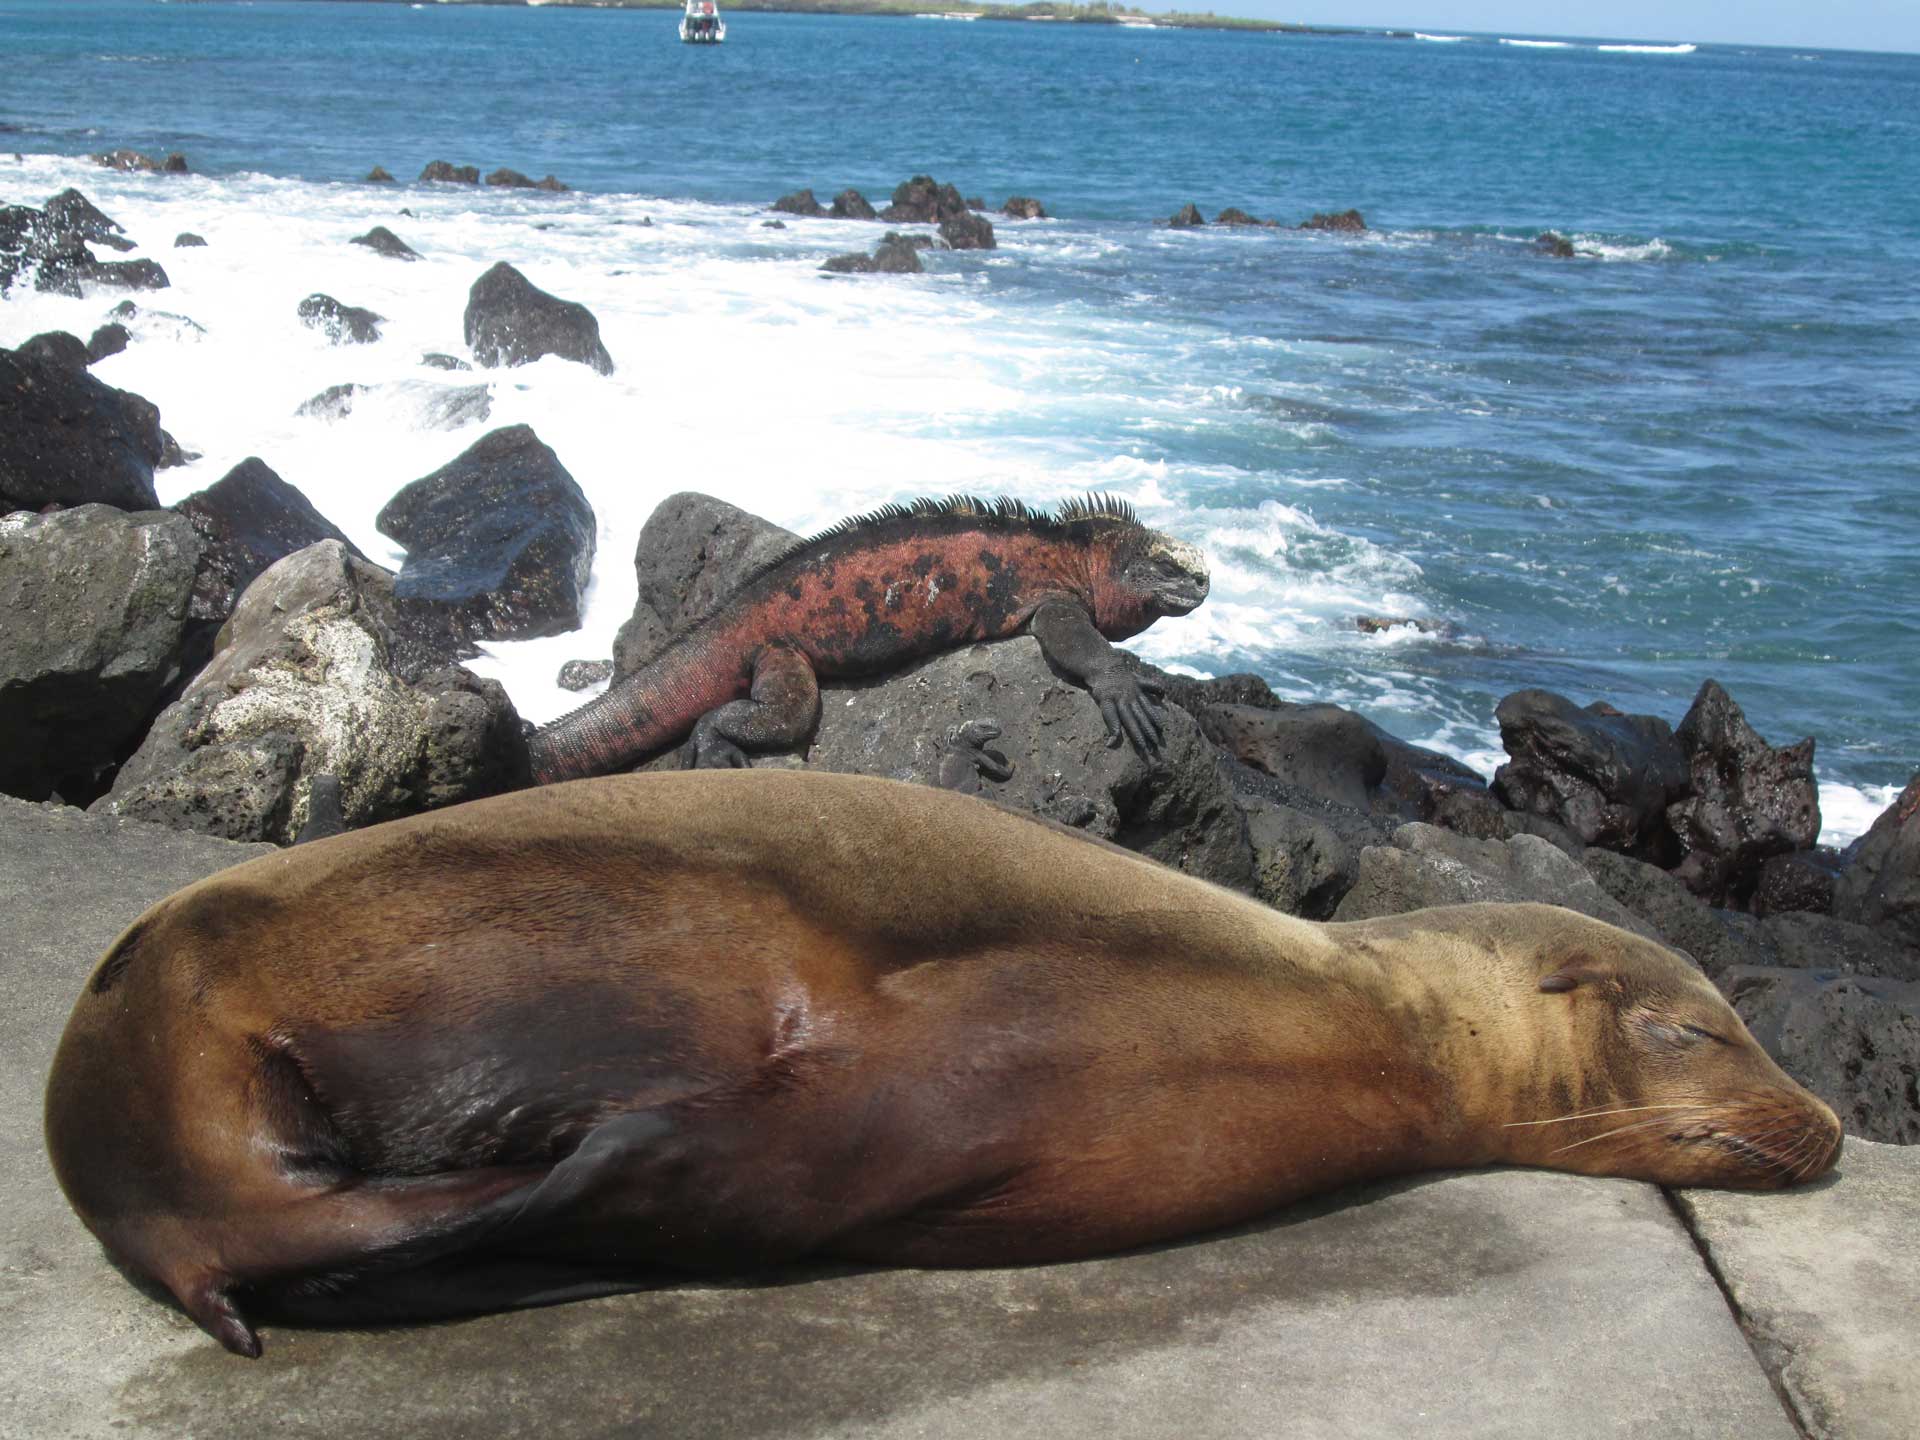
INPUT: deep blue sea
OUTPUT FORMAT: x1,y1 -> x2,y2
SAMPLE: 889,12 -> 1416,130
4,0 -> 1917,840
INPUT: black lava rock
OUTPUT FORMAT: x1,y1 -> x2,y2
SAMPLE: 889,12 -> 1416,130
297,293 -> 385,345
463,261 -> 614,375
375,424 -> 597,645
173,457 -> 364,626
15,330 -> 92,371
1168,203 -> 1206,228
1492,689 -> 1689,855
0,343 -> 166,511
1300,209 -> 1367,233
829,189 -> 878,220
350,226 -> 419,261
174,232 -> 207,248
1667,680 -> 1820,904
365,165 -> 396,183
1833,775 -> 1920,947
557,658 -> 614,692
86,323 -> 130,363
0,505 -> 203,804
420,160 -> 480,184
1002,196 -> 1047,220
939,210 -> 997,251
773,188 -> 826,217
879,175 -> 969,224
44,189 -> 135,250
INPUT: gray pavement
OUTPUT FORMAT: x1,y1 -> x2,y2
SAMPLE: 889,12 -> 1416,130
2,795 -> 1910,1439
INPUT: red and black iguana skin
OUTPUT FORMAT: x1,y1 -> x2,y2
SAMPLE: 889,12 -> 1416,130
528,495 -> 1210,784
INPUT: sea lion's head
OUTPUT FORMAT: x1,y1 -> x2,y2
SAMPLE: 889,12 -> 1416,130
1493,908 -> 1841,1190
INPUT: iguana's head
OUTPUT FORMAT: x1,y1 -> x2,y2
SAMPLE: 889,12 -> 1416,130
1091,522 -> 1210,638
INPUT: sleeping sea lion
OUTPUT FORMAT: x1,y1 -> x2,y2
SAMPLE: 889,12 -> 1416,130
43,770 -> 1842,1356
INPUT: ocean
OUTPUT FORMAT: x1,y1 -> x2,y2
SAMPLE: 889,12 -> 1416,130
4,0 -> 1917,843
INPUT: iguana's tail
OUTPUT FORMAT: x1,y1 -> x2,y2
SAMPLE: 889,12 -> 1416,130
528,636 -> 744,783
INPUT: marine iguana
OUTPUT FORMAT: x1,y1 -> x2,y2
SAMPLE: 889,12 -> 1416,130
528,495 -> 1210,783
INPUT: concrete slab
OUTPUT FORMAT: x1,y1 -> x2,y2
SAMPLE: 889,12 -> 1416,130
0,796 -> 1804,1439
1679,1141 -> 1920,1440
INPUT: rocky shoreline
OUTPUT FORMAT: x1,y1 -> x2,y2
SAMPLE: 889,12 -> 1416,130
4,180 -> 1916,1150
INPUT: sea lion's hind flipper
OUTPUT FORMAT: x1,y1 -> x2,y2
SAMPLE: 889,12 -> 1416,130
255,1254 -> 662,1331
180,1165 -> 546,1357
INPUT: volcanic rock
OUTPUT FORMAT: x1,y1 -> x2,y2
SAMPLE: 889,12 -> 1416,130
1002,196 -> 1047,220
174,232 -> 206,248
938,209 -> 996,251
421,352 -> 472,371
773,188 -> 826,217
782,636 -> 1255,894
97,541 -> 528,845
1536,231 -> 1577,258
1333,822 -> 1658,939
297,293 -> 385,345
1214,208 -> 1270,227
1751,848 -> 1842,917
1832,775 -> 1920,947
557,658 -> 614,692
820,236 -> 925,275
295,383 -> 364,421
1719,967 -> 1920,1144
350,225 -> 419,261
375,424 -> 596,646
86,323 -> 130,363
486,168 -> 538,188
1168,203 -> 1206,228
0,344 -> 165,511
463,261 -> 614,375
613,493 -> 799,678
42,189 -> 134,250
880,175 -> 969,224
1667,680 -> 1819,904
420,160 -> 480,184
89,149 -> 188,174
172,457 -> 363,625
1243,798 -> 1360,918
365,165 -> 395,183
0,506 -> 203,804
1492,689 -> 1688,854
1300,209 -> 1367,233
14,330 -> 91,371
829,189 -> 877,220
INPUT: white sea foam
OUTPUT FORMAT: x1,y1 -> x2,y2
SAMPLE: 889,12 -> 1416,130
1414,32 -> 1469,43
1818,781 -> 1900,849
1596,42 -> 1695,54
1499,38 -> 1572,48
1,155 -> 1443,729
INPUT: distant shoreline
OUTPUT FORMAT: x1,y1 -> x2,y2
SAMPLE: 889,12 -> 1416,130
306,0 -> 1368,38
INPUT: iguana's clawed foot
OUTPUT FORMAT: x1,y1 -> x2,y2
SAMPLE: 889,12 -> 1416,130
687,720 -> 751,770
1087,666 -> 1167,761
937,718 -> 1014,794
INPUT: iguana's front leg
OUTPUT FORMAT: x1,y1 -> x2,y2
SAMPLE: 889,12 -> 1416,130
1028,599 -> 1167,760
686,645 -> 821,769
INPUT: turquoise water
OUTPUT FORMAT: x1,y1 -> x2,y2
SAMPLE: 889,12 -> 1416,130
4,1 -> 1918,832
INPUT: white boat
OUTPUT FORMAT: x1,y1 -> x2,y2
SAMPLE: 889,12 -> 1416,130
679,0 -> 725,43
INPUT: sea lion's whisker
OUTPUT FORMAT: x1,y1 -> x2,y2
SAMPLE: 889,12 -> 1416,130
1548,1113 -> 1706,1154
1505,1103 -> 1708,1128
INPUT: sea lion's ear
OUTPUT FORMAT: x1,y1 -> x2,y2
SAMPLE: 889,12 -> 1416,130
1539,955 -> 1608,993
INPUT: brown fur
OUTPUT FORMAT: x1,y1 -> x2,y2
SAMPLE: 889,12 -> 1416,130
43,770 -> 1841,1357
